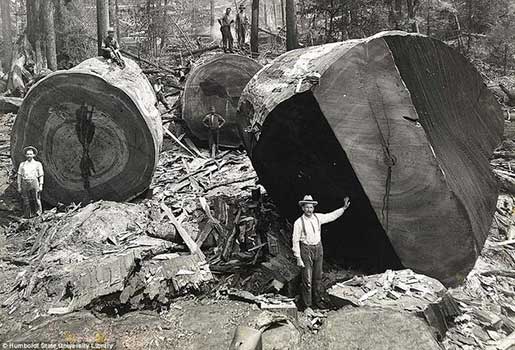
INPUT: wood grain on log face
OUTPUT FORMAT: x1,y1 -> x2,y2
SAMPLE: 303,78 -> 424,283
182,54 -> 262,147
239,31 -> 503,285
12,57 -> 162,205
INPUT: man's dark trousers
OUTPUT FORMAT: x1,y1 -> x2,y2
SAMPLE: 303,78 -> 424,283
300,242 -> 323,308
208,128 -> 220,155
221,26 -> 233,52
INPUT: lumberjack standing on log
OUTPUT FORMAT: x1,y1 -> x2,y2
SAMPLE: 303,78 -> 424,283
101,27 -> 125,68
17,146 -> 44,218
202,106 -> 226,157
292,195 -> 350,312
219,8 -> 234,53
235,4 -> 249,48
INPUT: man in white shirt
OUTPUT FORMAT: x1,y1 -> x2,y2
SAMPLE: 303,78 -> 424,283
153,77 -> 170,110
17,146 -> 44,218
292,194 -> 350,312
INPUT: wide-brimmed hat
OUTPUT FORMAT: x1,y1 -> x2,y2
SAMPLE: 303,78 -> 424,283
107,27 -> 115,33
299,195 -> 318,206
23,146 -> 38,156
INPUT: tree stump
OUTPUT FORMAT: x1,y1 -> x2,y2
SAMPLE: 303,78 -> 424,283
182,54 -> 262,147
238,31 -> 504,285
11,57 -> 162,205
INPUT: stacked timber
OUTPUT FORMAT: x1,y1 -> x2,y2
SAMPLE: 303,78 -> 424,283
238,31 -> 504,286
182,54 -> 262,147
11,57 -> 162,205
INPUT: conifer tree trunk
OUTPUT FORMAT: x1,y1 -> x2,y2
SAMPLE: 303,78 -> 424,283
41,0 -> 57,70
285,0 -> 298,50
1,0 -> 13,72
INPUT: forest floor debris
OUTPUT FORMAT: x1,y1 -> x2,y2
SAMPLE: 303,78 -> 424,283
0,112 -> 515,349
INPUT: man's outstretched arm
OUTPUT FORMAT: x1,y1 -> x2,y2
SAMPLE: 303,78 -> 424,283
318,197 -> 350,224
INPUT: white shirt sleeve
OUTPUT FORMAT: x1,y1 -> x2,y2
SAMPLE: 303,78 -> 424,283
37,162 -> 44,177
317,207 -> 345,225
292,219 -> 302,259
17,162 -> 24,188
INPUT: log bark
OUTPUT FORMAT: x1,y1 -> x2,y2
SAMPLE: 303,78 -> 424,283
11,57 -> 162,205
182,54 -> 262,148
238,31 -> 504,286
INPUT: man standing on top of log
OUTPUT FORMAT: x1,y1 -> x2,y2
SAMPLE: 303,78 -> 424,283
235,4 -> 249,49
292,195 -> 350,313
17,146 -> 44,218
218,8 -> 234,53
202,106 -> 226,157
101,27 -> 125,68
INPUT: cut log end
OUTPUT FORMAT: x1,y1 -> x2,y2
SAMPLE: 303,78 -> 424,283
12,57 -> 162,205
182,54 -> 262,148
239,31 -> 504,285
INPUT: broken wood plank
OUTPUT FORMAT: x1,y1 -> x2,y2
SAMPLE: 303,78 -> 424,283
222,209 -> 242,261
162,126 -> 198,158
183,138 -> 207,159
481,269 -> 515,278
491,239 -> 515,247
161,201 -> 206,260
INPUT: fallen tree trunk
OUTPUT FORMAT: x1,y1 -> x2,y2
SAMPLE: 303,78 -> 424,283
12,57 -> 162,205
182,54 -> 262,147
238,31 -> 504,286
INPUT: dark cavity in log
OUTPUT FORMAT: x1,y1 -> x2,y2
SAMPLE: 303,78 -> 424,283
252,91 -> 404,271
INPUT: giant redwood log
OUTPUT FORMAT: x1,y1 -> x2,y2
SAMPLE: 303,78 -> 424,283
11,57 -> 162,205
182,54 -> 262,147
238,31 -> 504,285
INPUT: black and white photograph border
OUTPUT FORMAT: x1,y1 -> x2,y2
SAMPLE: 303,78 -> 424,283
0,0 -> 514,349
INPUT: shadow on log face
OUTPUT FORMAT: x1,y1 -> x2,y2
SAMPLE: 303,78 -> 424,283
252,91 -> 403,271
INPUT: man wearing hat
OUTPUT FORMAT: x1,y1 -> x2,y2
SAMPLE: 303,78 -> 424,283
17,146 -> 44,218
202,106 -> 226,157
101,27 -> 125,68
292,194 -> 350,312
218,8 -> 234,53
235,4 -> 249,48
